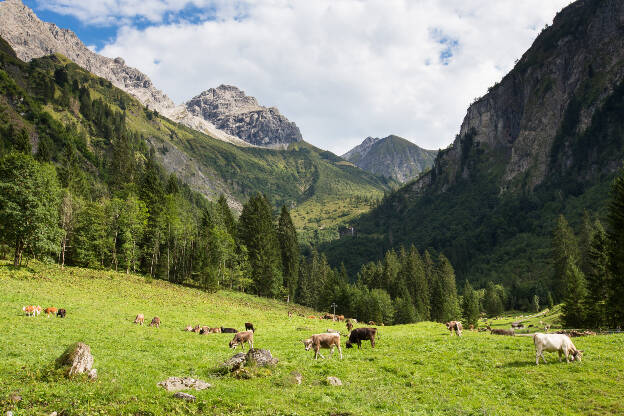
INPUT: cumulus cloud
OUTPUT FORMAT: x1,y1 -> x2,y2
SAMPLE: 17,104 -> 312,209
40,0 -> 572,153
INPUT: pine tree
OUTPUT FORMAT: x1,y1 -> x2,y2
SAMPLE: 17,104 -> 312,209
277,205 -> 299,302
608,168 -> 624,325
400,245 -> 429,321
13,128 -> 31,154
431,254 -> 459,322
547,292 -> 554,310
552,215 -> 580,302
461,280 -> 480,327
217,195 -> 237,239
484,281 -> 503,318
584,220 -> 610,328
532,295 -> 540,313
238,194 -> 282,298
561,262 -> 587,328
578,210 -> 595,278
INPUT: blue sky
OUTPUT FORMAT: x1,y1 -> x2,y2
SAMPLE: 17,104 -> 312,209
16,0 -> 572,154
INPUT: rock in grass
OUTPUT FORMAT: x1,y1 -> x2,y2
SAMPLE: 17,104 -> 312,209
246,349 -> 278,367
8,392 -> 21,403
223,353 -> 247,371
290,371 -> 303,385
327,376 -> 342,386
172,392 -> 196,401
55,342 -> 95,378
157,377 -> 211,392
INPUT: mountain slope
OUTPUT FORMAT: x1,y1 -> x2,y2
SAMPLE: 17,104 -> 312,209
0,35 -> 392,228
321,0 -> 624,307
342,135 -> 436,182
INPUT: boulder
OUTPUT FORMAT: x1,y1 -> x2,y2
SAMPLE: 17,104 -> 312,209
157,377 -> 212,392
172,392 -> 196,402
246,349 -> 278,367
55,342 -> 95,378
326,376 -> 342,386
223,353 -> 247,371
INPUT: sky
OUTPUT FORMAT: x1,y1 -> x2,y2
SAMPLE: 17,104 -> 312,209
23,0 -> 572,155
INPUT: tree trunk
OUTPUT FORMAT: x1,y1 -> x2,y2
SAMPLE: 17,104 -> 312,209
13,238 -> 22,267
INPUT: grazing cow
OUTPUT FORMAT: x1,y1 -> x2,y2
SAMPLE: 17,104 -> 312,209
22,305 -> 35,316
336,315 -> 345,322
229,331 -> 254,351
446,321 -> 463,336
533,333 -> 583,365
192,324 -> 201,333
150,316 -> 161,328
44,307 -> 58,317
303,333 -> 342,359
288,311 -> 293,318
57,308 -> 66,318
245,322 -> 255,332
134,314 -> 145,325
489,328 -> 515,336
221,327 -> 237,333
346,320 -> 353,332
323,314 -> 334,320
199,326 -> 211,334
209,327 -> 221,333
185,325 -> 194,331
346,327 -> 377,349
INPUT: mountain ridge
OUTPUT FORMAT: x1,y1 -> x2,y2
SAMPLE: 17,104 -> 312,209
342,135 -> 436,182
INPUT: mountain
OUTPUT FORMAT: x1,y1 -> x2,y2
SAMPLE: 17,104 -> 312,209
0,34 -> 392,235
0,0 -> 299,148
185,85 -> 303,148
342,135 -> 436,182
322,0 -> 624,307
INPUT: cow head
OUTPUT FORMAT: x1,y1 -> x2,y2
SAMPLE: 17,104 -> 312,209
229,340 -> 238,349
572,349 -> 583,362
302,339 -> 313,351
345,341 -> 353,348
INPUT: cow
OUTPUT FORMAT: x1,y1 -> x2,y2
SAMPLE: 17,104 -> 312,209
185,325 -> 194,331
44,307 -> 58,317
346,320 -> 353,332
469,324 -> 475,331
323,314 -> 334,320
533,333 -> 583,365
346,327 -> 377,349
288,311 -> 293,318
336,315 -> 345,322
192,324 -> 202,333
446,321 -> 463,336
150,316 -> 161,328
134,314 -> 145,325
302,333 -> 342,359
511,322 -> 525,329
199,326 -> 211,334
229,331 -> 254,351
22,306 -> 35,316
489,327 -> 515,336
57,308 -> 66,318
245,322 -> 255,332
221,327 -> 237,333
209,327 -> 222,333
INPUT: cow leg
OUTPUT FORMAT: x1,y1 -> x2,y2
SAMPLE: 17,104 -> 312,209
558,351 -> 562,362
330,346 -> 334,357
371,338 -> 375,348
338,344 -> 343,359
535,351 -> 540,365
250,341 -> 253,350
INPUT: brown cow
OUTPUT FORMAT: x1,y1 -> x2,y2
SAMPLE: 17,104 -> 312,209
199,326 -> 211,334
229,331 -> 254,351
446,321 -> 463,336
44,307 -> 58,317
192,324 -> 202,333
150,316 -> 161,328
346,327 -> 377,349
336,315 -> 345,322
209,327 -> 222,333
134,314 -> 145,325
303,333 -> 342,359
184,325 -> 194,332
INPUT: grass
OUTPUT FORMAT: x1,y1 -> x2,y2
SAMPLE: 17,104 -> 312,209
1,262 -> 623,415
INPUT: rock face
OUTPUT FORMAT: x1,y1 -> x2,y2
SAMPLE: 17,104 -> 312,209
55,342 -> 95,378
157,377 -> 212,392
0,0 -> 249,147
342,135 -> 437,183
415,0 -> 624,193
185,85 -> 303,147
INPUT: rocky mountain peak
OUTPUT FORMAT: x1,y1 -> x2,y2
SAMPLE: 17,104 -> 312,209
185,86 -> 303,147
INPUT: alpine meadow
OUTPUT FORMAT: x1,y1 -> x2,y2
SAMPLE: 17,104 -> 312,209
1,0 -> 624,415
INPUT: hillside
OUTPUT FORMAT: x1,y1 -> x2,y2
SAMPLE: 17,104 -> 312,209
2,261 -> 623,415
322,0 -> 624,305
0,35 -> 391,232
342,135 -> 437,182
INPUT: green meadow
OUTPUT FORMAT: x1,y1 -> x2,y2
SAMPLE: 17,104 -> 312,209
1,262 -> 622,416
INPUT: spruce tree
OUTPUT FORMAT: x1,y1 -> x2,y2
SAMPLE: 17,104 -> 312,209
461,280 -> 480,327
561,262 -> 587,328
401,245 -> 429,321
584,220 -> 610,328
578,210 -> 595,277
608,169 -> 624,325
431,254 -> 459,322
552,215 -> 580,302
484,281 -> 503,318
217,194 -> 237,239
238,194 -> 282,298
277,205 -> 300,302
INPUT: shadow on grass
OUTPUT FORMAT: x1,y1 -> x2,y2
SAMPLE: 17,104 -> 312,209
502,360 -> 537,368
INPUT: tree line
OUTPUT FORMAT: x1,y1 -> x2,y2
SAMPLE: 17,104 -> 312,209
553,168 -> 624,328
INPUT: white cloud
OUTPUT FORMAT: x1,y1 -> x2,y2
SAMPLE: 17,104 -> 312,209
42,0 -> 572,154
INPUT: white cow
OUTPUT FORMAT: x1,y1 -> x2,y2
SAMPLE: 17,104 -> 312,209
533,333 -> 583,365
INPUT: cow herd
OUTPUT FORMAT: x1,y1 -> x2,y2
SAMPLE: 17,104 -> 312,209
22,305 -> 66,318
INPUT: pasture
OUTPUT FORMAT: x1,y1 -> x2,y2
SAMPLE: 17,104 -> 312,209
1,262 -> 623,415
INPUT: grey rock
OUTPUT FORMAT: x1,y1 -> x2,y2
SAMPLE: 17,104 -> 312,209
326,376 -> 342,386
157,377 -> 212,392
223,352 -> 247,371
246,348 -> 278,367
185,85 -> 303,147
55,342 -> 94,378
172,392 -> 196,401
